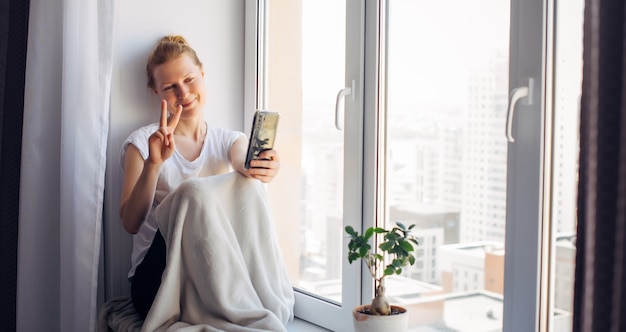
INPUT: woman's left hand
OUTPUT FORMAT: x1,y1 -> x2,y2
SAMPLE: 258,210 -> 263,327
246,149 -> 280,183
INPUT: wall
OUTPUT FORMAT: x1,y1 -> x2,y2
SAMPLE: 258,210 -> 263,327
102,0 -> 246,300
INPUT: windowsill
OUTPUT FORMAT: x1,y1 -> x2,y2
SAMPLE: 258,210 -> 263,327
287,318 -> 332,331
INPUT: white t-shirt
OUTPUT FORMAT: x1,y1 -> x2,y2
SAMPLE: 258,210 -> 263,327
120,122 -> 243,278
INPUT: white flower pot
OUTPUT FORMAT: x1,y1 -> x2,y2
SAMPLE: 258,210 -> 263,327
352,305 -> 409,332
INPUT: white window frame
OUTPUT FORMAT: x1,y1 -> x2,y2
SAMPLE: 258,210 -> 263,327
246,0 -> 559,330
290,1 -> 366,331
244,1 -> 365,331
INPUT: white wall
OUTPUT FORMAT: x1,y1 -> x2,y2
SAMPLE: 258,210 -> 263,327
102,0 -> 246,300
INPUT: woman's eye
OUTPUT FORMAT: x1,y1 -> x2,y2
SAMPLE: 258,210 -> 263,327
185,77 -> 195,83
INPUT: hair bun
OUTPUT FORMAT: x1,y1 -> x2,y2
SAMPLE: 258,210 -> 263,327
162,35 -> 189,46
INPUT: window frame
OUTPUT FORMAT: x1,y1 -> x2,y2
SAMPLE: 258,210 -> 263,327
247,1 -> 367,331
249,0 -> 559,330
503,0 -> 551,330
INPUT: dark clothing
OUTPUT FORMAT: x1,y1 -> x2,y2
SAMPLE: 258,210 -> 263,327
130,229 -> 166,320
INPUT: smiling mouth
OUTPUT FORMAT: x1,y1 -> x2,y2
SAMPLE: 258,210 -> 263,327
178,98 -> 196,109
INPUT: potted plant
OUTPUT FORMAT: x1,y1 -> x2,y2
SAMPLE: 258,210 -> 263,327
345,221 -> 419,332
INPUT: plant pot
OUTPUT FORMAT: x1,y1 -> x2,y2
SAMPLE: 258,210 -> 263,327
352,304 -> 409,332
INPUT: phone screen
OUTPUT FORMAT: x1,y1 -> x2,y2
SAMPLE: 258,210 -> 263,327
244,110 -> 279,169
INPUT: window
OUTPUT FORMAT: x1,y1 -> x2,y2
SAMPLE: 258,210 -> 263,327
384,1 -> 511,330
258,1 -> 361,330
258,0 -> 583,330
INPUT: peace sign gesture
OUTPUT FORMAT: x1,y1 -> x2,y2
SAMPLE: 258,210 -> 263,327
147,99 -> 182,166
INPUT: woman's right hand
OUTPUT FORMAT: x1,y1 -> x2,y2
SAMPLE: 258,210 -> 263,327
120,100 -> 181,234
148,99 -> 182,166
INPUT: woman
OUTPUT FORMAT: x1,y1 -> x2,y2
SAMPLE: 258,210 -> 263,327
119,35 -> 288,324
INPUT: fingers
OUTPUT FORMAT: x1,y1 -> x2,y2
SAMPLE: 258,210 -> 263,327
152,130 -> 165,141
150,130 -> 172,150
159,100 -> 182,146
159,100 -> 170,146
248,158 -> 280,170
168,104 -> 183,132
247,168 -> 277,183
247,150 -> 280,183
160,100 -> 168,133
258,149 -> 279,162
166,132 -> 176,152
249,150 -> 280,169
148,100 -> 180,164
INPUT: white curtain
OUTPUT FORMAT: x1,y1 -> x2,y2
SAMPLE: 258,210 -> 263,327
16,0 -> 115,331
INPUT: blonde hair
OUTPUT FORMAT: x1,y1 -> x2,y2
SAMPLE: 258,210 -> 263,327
146,35 -> 203,90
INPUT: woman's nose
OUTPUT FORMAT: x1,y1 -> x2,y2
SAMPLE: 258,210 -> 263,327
177,84 -> 190,99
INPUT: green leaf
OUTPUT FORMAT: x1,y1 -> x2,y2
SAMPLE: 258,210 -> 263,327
364,227 -> 374,241
373,227 -> 387,234
395,268 -> 402,275
396,221 -> 407,231
348,252 -> 359,263
408,224 -> 416,230
385,232 -> 400,242
379,241 -> 394,252
392,259 -> 403,268
359,246 -> 369,257
409,255 -> 416,265
384,266 -> 395,276
399,240 -> 414,252
345,226 -> 356,237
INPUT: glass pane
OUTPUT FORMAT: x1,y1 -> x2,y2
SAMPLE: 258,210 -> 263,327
551,0 -> 583,330
383,0 -> 511,330
295,0 -> 346,303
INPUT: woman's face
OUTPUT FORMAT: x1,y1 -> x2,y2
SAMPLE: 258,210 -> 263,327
152,54 -> 206,119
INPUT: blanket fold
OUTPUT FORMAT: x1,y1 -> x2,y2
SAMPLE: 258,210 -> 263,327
98,296 -> 143,332
141,172 -> 294,332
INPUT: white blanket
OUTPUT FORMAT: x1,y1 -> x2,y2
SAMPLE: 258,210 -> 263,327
98,296 -> 143,332
141,172 -> 294,332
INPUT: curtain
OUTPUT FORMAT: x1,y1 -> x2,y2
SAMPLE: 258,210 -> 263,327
16,0 -> 114,331
0,0 -> 29,330
574,0 -> 626,331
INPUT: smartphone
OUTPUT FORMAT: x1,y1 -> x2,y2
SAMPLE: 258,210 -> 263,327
244,110 -> 280,169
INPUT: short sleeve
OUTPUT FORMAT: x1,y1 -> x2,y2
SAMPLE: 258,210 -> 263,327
120,123 -> 158,170
223,128 -> 245,154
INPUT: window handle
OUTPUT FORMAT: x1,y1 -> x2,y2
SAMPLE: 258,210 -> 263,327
335,80 -> 355,130
506,78 -> 534,142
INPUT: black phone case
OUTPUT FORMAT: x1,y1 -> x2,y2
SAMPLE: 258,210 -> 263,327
244,110 -> 279,169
